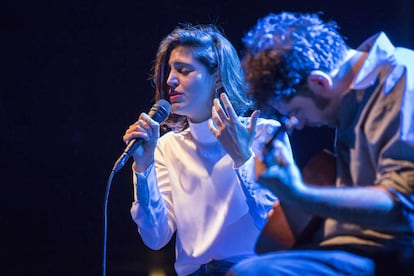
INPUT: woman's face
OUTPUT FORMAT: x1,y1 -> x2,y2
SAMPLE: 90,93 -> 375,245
166,46 -> 216,123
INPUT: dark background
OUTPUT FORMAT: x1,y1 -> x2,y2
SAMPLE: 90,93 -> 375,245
1,0 -> 413,275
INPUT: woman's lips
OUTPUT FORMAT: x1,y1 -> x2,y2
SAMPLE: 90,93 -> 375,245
169,89 -> 183,103
169,94 -> 182,102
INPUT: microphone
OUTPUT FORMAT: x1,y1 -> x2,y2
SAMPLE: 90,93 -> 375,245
265,116 -> 299,151
263,116 -> 298,166
112,99 -> 171,172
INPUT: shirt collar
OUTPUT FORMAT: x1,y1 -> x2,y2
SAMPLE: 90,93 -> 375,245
188,119 -> 217,144
351,32 -> 395,90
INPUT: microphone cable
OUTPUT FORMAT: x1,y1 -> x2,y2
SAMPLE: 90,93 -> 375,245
102,169 -> 115,276
102,99 -> 171,276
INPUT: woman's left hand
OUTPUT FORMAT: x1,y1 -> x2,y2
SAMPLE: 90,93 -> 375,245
208,93 -> 260,167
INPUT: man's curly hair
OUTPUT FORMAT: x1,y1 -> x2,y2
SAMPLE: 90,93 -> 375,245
242,12 -> 348,113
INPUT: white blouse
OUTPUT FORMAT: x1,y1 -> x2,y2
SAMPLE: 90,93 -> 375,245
130,117 -> 292,275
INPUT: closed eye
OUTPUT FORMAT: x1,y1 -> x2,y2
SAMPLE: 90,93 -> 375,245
173,63 -> 194,75
178,68 -> 192,75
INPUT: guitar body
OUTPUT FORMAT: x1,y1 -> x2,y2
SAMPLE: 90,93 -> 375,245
255,149 -> 336,253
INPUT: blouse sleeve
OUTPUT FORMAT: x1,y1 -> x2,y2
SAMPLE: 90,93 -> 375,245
130,146 -> 176,250
235,155 -> 277,230
234,118 -> 292,230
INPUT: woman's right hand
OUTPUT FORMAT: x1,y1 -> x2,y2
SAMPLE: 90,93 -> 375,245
123,112 -> 160,173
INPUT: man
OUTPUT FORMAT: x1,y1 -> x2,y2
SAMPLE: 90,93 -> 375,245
228,11 -> 414,275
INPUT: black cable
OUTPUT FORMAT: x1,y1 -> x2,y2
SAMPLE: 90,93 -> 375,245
102,169 -> 115,276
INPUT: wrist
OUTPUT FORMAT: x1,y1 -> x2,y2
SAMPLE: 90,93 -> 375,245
234,150 -> 253,168
132,159 -> 154,173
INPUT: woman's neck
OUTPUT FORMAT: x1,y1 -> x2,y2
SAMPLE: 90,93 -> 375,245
188,119 -> 217,144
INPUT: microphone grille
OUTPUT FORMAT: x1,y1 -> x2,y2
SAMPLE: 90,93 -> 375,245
149,99 -> 171,123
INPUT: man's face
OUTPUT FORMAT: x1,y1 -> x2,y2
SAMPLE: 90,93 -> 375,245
268,91 -> 339,129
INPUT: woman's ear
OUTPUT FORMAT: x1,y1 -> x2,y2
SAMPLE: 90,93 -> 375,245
213,70 -> 225,98
307,70 -> 333,95
213,69 -> 222,86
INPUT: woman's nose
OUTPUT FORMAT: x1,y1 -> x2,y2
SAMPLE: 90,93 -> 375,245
166,73 -> 178,88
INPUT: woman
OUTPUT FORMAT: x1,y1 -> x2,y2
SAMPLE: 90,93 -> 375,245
123,24 -> 293,276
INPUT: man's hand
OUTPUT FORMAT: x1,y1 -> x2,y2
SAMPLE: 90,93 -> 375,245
258,140 -> 305,203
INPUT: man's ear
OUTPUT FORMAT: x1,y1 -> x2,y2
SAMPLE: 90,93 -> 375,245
307,70 -> 333,95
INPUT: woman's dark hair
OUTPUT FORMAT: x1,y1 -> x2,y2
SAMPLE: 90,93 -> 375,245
152,23 -> 252,132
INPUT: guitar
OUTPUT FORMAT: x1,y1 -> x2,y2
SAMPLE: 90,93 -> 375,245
255,149 -> 336,253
